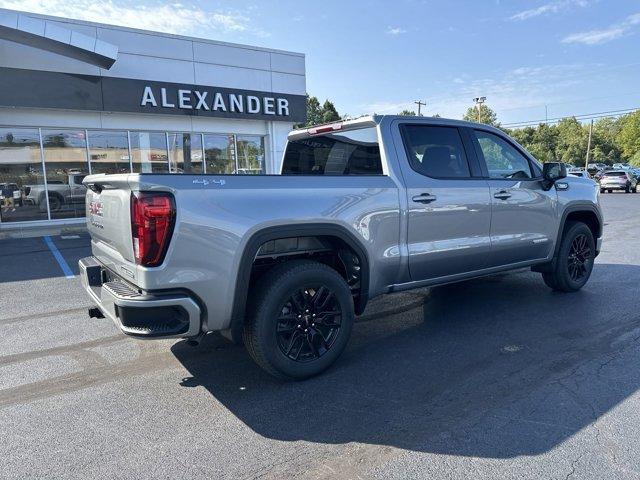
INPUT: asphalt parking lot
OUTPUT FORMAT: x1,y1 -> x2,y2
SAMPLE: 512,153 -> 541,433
1,193 -> 639,479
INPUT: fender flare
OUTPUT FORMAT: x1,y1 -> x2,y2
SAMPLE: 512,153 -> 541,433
228,223 -> 370,343
553,202 -> 603,258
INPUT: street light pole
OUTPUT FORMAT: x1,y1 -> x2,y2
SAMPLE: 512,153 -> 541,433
585,118 -> 594,171
473,96 -> 486,123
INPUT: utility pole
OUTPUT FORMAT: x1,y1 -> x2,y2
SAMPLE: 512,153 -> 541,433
545,105 -> 548,124
414,100 -> 426,116
473,96 -> 486,123
585,118 -> 594,170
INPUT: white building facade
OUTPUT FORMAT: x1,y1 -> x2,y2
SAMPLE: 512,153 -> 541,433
0,8 -> 306,227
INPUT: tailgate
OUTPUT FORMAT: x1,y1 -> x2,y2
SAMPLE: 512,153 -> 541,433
84,174 -> 135,263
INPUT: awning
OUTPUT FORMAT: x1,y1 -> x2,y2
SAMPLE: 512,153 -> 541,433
0,9 -> 118,69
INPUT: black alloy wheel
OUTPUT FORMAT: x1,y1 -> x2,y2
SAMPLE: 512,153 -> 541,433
275,286 -> 342,362
567,233 -> 591,282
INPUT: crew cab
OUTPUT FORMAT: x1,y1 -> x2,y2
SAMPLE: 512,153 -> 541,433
80,116 -> 603,379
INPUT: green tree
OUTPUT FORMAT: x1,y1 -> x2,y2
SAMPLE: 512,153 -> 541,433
617,110 -> 640,161
463,103 -> 499,126
398,109 -> 416,116
304,95 -> 323,127
592,116 -> 622,164
320,100 -> 341,124
555,117 -> 588,165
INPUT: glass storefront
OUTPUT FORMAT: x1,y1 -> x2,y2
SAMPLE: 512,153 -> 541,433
0,127 -> 266,224
237,135 -> 265,174
42,129 -> 90,220
0,128 -> 48,222
88,130 -> 130,175
130,132 -> 169,174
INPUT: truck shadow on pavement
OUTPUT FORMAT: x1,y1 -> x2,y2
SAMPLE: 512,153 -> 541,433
172,263 -> 640,457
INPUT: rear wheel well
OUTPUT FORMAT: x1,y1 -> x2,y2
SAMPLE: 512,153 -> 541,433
228,227 -> 369,344
250,235 -> 365,309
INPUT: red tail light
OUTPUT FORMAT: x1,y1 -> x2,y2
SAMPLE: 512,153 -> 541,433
131,192 -> 175,267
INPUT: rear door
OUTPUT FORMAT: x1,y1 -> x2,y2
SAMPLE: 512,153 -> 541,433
396,123 -> 492,281
470,128 -> 557,266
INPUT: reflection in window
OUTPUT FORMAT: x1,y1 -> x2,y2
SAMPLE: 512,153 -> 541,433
130,132 -> 168,173
236,135 -> 265,174
475,130 -> 532,179
204,134 -> 236,174
168,133 -> 204,174
88,130 -> 131,175
0,128 -> 48,222
41,129 -> 89,220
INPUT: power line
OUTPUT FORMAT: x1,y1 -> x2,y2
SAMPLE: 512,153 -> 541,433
503,107 -> 640,128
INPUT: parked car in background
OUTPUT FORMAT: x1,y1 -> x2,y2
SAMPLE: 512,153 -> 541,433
79,115 -> 604,379
613,163 -> 631,170
24,172 -> 87,212
568,168 -> 591,179
599,170 -> 637,193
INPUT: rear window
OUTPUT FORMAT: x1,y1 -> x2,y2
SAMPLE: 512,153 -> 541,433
604,172 -> 627,177
281,127 -> 383,175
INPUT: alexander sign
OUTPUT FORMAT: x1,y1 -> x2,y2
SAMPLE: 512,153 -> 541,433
0,67 -> 306,123
139,86 -> 292,117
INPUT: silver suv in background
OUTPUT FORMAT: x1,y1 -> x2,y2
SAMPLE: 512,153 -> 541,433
80,116 -> 603,379
599,170 -> 638,193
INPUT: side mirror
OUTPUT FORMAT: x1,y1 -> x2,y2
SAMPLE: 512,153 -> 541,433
542,162 -> 567,190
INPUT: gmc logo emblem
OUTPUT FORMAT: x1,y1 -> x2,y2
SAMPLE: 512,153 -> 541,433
89,201 -> 103,217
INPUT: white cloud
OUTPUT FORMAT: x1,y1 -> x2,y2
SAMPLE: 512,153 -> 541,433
357,63 -> 592,120
0,0 -> 266,38
509,0 -> 590,21
386,26 -> 406,35
562,12 -> 640,45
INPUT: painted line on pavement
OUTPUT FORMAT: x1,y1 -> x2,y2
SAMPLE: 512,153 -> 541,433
43,235 -> 75,279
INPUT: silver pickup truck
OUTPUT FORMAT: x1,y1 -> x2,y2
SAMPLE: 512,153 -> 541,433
80,116 -> 603,379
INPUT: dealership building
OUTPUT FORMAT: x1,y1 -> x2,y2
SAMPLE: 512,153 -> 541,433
0,8 -> 306,230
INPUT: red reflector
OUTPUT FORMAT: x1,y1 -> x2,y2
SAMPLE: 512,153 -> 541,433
308,123 -> 342,135
131,192 -> 175,267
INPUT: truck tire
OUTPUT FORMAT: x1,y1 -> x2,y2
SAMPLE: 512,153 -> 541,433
542,221 -> 595,292
244,260 -> 354,380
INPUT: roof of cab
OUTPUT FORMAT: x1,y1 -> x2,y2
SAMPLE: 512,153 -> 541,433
287,115 -> 505,140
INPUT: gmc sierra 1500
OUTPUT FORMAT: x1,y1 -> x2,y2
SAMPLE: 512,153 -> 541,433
80,115 -> 603,379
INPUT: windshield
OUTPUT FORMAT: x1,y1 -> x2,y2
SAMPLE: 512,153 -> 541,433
282,127 -> 383,175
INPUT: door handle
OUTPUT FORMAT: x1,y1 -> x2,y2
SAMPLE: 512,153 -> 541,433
493,190 -> 512,200
412,193 -> 437,204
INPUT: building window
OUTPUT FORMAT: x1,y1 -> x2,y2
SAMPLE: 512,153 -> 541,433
204,134 -> 236,174
236,135 -> 265,174
130,132 -> 169,173
88,130 -> 131,175
41,129 -> 89,220
0,128 -> 48,222
168,133 -> 204,174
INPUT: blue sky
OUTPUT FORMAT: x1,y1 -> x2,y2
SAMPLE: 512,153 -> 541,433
3,0 -> 640,125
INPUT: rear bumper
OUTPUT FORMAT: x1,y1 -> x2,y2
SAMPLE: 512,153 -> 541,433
600,183 -> 628,190
79,256 -> 202,338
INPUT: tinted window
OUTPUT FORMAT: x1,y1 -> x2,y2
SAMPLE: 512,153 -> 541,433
604,172 -> 626,177
282,127 -> 382,175
402,125 -> 470,178
475,130 -> 533,179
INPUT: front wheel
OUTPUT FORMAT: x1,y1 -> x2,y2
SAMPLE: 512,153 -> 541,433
542,221 -> 595,292
244,260 -> 355,380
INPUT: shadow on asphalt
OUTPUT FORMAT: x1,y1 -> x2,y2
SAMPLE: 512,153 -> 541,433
172,263 -> 640,457
0,235 -> 90,282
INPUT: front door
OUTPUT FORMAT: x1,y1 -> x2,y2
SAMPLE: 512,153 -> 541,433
471,128 -> 557,266
397,123 -> 493,281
